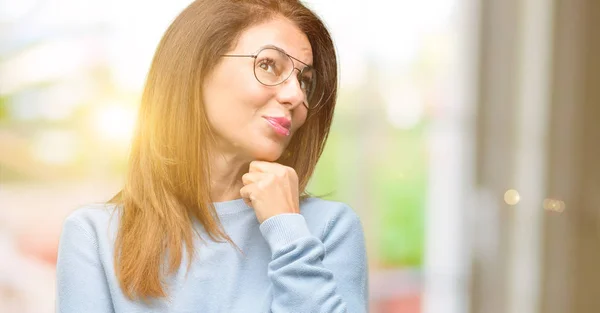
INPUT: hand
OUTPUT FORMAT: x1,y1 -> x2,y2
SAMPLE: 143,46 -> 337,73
240,161 -> 300,224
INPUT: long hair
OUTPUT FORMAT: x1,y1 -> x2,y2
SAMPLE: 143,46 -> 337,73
110,0 -> 338,300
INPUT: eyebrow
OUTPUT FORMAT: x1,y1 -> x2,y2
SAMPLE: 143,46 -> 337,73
260,44 -> 313,68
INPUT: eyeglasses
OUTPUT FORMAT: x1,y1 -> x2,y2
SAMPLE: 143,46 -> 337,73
221,46 -> 318,109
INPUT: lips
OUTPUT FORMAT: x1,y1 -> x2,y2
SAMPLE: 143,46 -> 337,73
263,116 -> 291,136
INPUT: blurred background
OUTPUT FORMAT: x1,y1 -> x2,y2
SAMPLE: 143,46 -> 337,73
1,0 -> 599,312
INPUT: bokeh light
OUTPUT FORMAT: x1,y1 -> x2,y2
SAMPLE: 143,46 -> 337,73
504,189 -> 521,206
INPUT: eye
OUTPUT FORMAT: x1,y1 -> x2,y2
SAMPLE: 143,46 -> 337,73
299,75 -> 312,92
299,79 -> 307,91
257,58 -> 278,75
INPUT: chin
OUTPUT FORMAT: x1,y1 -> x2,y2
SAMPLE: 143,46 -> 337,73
249,145 -> 285,162
252,151 -> 282,162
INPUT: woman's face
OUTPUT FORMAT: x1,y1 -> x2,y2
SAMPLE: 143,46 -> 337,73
202,17 -> 313,162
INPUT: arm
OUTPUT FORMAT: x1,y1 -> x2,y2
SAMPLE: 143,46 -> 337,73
259,208 -> 369,313
55,216 -> 114,313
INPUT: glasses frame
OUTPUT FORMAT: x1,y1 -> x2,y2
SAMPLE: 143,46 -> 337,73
221,45 -> 318,109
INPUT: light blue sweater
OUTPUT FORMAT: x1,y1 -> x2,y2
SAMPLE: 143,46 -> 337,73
55,197 -> 369,312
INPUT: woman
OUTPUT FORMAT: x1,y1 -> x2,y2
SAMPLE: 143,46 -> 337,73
55,0 -> 368,312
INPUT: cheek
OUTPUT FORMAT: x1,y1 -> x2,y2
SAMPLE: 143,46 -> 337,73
292,109 -> 308,132
205,77 -> 266,122
246,86 -> 275,110
228,75 -> 274,114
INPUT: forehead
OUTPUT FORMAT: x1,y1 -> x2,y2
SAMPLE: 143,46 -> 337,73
232,17 -> 313,66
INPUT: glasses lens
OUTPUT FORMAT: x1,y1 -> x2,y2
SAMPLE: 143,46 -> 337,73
254,48 -> 293,86
297,68 -> 316,107
254,47 -> 317,108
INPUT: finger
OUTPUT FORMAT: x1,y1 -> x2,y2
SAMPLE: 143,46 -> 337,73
241,172 -> 266,185
249,160 -> 288,174
249,161 -> 268,173
239,185 -> 255,201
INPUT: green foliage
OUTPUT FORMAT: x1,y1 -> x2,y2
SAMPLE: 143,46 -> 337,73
308,116 -> 428,268
372,126 -> 427,267
0,96 -> 7,121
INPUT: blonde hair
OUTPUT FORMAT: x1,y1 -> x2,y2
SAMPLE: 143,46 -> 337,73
109,0 -> 338,300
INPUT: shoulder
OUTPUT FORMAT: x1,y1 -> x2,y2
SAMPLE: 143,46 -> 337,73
300,197 -> 361,221
60,203 -> 119,244
300,197 -> 364,238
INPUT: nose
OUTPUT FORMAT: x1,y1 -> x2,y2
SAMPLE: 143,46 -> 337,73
275,70 -> 305,109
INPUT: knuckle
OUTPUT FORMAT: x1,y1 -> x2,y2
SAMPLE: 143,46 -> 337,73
249,161 -> 258,171
286,167 -> 298,178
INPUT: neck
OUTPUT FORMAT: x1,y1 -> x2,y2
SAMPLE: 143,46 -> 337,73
209,150 -> 251,202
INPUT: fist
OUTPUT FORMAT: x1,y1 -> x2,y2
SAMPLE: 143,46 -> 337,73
240,161 -> 300,223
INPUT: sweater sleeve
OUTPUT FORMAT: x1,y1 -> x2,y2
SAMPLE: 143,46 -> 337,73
259,208 -> 369,313
55,215 -> 114,313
